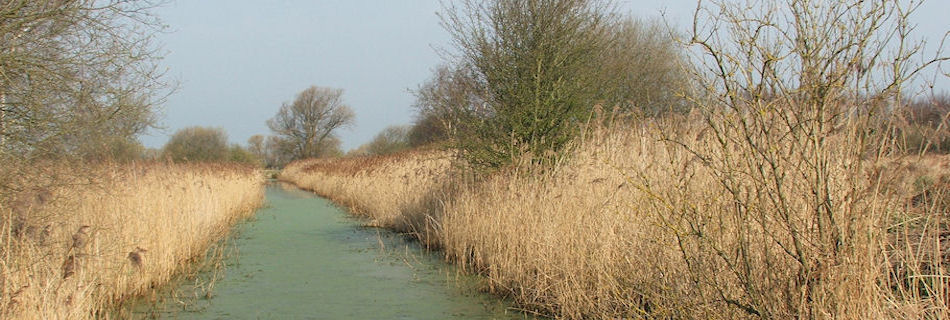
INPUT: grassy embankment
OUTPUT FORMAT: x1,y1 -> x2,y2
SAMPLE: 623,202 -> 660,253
281,115 -> 950,319
0,163 -> 264,319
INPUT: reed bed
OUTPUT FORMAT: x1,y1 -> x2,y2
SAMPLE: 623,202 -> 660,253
281,117 -> 950,319
0,162 -> 265,319
280,150 -> 454,246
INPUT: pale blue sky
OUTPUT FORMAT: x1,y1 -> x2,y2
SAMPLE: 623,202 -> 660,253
142,0 -> 950,151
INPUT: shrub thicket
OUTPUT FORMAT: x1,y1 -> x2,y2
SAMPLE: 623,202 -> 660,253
429,0 -> 688,170
440,0 -> 618,169
162,127 -> 230,162
894,94 -> 950,154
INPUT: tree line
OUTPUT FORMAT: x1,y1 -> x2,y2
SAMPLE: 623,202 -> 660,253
268,0 -> 692,166
374,0 -> 948,170
407,0 -> 690,169
6,0 -> 945,171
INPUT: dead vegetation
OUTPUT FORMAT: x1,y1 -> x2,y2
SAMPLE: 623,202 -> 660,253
0,162 -> 264,319
281,113 -> 950,318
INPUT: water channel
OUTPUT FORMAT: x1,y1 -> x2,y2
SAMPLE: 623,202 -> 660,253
131,183 -> 532,319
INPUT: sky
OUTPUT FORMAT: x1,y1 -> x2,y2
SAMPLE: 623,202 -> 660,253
142,0 -> 950,151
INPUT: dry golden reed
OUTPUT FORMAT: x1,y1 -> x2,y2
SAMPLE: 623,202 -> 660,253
0,162 -> 264,319
282,115 -> 950,319
280,150 -> 454,246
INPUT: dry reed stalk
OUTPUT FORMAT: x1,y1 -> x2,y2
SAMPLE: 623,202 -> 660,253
281,117 -> 950,319
280,150 -> 454,246
0,162 -> 264,319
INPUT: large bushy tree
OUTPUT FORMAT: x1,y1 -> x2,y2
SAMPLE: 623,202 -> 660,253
162,127 -> 229,162
441,0 -> 616,169
434,0 -> 689,170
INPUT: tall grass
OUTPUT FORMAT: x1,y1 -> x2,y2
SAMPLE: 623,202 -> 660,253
0,162 -> 264,319
282,114 -> 950,318
280,150 -> 454,246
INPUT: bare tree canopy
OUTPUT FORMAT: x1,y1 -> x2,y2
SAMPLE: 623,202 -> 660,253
412,64 -> 479,144
267,86 -> 354,160
351,125 -> 411,156
247,134 -> 266,161
0,0 -> 169,161
599,17 -> 689,115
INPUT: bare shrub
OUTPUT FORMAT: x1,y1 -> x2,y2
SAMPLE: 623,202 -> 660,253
672,0 -> 949,316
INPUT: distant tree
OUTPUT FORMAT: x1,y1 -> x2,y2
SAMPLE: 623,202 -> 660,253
411,64 -> 479,145
408,112 -> 448,147
228,144 -> 260,165
76,136 -> 146,163
267,86 -> 355,160
363,125 -> 411,155
895,93 -> 950,154
142,148 -> 162,161
247,135 -> 266,160
264,135 -> 296,168
318,136 -> 344,158
64,105 -> 152,162
345,145 -> 371,157
598,17 -> 689,115
162,127 -> 230,162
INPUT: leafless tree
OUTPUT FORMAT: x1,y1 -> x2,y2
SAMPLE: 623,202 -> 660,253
267,86 -> 355,160
247,135 -> 266,159
0,0 -> 169,161
363,125 -> 411,156
412,64 -> 480,144
598,17 -> 690,116
264,135 -> 295,168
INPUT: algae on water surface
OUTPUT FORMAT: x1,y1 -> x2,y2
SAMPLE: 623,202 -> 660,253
134,183 -> 531,319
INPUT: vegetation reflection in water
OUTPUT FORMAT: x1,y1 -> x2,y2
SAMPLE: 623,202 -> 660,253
133,183 -> 533,319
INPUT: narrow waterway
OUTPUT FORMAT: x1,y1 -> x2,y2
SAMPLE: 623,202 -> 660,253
134,183 -> 530,319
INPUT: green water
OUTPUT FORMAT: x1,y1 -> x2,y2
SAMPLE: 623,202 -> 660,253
135,183 -> 530,319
